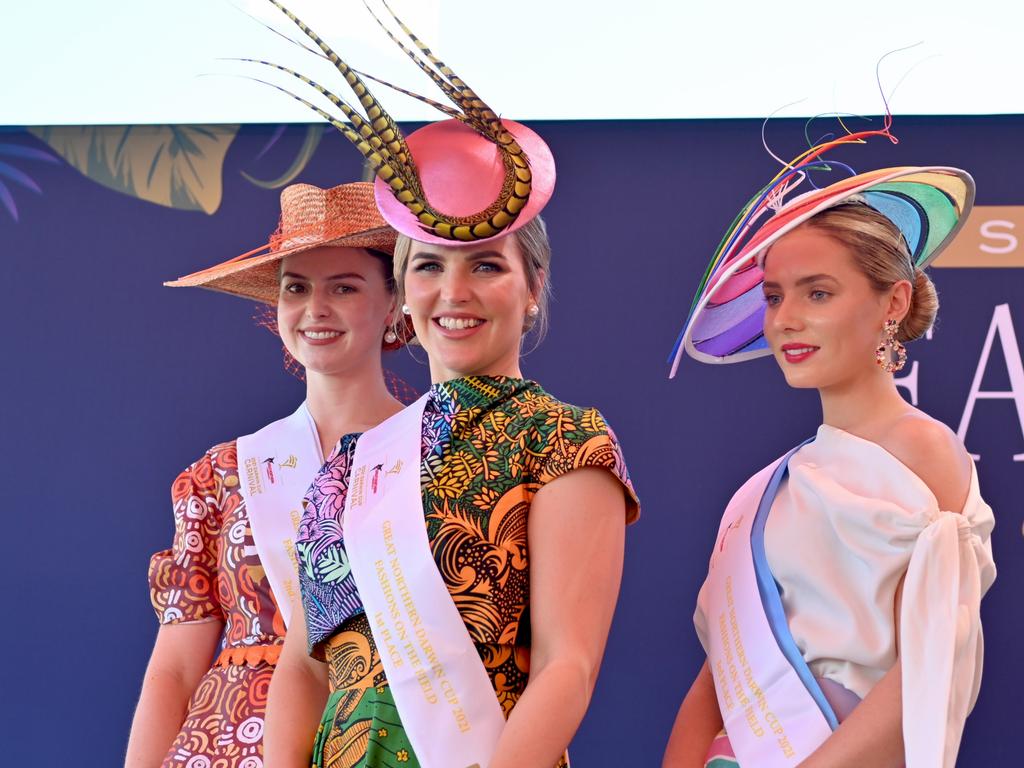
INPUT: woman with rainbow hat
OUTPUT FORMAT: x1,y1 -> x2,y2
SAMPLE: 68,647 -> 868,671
124,180 -> 414,768
662,131 -> 996,767
254,4 -> 640,767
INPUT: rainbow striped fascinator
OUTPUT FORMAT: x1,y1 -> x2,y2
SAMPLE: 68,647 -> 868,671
669,133 -> 974,375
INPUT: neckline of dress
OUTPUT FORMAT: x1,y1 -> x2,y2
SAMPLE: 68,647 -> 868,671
430,375 -> 537,409
811,423 -> 978,514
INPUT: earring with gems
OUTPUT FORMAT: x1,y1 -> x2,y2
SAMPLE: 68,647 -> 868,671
875,318 -> 907,373
523,302 -> 540,331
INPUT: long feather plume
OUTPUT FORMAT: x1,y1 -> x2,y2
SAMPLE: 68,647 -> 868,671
251,0 -> 532,241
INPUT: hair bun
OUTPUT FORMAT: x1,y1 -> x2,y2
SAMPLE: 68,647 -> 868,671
899,268 -> 939,342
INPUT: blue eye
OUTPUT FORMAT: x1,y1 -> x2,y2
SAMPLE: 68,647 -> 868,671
414,261 -> 442,272
764,293 -> 781,306
473,261 -> 502,273
810,289 -> 830,301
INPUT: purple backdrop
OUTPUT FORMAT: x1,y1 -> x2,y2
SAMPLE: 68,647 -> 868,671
1,116 -> 1021,766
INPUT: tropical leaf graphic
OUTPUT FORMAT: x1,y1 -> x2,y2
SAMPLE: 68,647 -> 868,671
28,125 -> 239,214
317,544 -> 352,583
241,123 -> 324,189
0,142 -> 60,222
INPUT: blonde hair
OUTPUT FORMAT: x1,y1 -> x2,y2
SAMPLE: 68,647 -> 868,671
803,203 -> 938,342
391,216 -> 553,344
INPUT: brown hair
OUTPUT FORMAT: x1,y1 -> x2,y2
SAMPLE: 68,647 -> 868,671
802,202 -> 938,341
366,248 -> 397,293
277,247 -> 395,292
391,216 -> 553,345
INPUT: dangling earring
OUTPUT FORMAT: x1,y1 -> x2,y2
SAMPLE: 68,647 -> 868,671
401,304 -> 411,315
875,318 -> 907,373
384,329 -> 398,344
522,302 -> 540,331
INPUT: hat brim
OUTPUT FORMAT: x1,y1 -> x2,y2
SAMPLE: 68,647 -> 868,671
682,167 -> 975,365
374,118 -> 556,246
165,227 -> 397,305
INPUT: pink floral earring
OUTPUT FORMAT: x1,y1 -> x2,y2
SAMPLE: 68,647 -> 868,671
875,318 -> 907,373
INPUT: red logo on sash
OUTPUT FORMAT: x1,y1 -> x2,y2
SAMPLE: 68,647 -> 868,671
370,463 -> 384,494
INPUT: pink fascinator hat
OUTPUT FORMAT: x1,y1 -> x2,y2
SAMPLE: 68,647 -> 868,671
244,0 -> 555,244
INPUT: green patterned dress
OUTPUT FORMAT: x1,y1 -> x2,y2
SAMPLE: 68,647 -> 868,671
297,376 -> 639,767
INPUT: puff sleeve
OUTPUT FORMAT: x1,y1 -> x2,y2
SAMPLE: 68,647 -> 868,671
148,451 -> 225,625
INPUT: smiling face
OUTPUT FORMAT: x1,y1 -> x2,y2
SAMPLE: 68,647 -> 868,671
403,233 -> 541,383
276,246 -> 395,378
762,226 -> 904,391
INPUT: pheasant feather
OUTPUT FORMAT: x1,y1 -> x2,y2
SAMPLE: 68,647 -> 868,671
259,0 -> 532,242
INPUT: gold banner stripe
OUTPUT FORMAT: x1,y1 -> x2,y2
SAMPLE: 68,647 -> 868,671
933,206 -> 1024,268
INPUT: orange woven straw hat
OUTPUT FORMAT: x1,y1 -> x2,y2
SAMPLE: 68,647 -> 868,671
165,181 -> 397,304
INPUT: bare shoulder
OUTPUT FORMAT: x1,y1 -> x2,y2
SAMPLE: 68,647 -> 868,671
878,412 -> 973,512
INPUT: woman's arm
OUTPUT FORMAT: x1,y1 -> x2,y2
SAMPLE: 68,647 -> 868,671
489,467 -> 626,768
798,660 -> 904,768
662,660 -> 724,767
263,601 -> 329,768
124,620 -> 223,768
800,530 -> 911,767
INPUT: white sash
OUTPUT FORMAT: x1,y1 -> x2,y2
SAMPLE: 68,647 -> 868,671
703,447 -> 835,766
237,402 -> 323,628
344,394 -> 505,768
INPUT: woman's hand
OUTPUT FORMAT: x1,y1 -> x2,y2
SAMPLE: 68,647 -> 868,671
489,467 -> 627,768
124,620 -> 222,767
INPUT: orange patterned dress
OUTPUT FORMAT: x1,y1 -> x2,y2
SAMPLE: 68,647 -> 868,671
149,440 -> 285,768
298,376 -> 640,767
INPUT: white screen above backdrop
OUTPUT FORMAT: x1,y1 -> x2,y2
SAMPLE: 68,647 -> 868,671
1,0 -> 1021,125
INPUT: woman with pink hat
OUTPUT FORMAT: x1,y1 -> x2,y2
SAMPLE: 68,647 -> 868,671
255,4 -> 639,767
662,134 -> 996,767
124,181 -> 414,768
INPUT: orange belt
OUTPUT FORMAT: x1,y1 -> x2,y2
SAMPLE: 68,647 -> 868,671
214,643 -> 283,667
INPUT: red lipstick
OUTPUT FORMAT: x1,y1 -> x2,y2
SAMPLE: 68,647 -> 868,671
780,343 -> 819,363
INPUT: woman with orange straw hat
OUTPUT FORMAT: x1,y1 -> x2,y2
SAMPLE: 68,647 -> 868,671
662,131 -> 996,767
124,181 -> 414,768
253,4 -> 639,767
